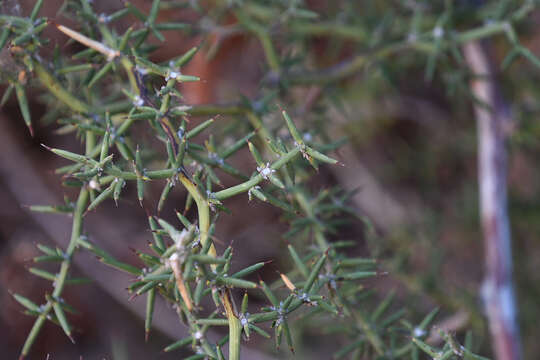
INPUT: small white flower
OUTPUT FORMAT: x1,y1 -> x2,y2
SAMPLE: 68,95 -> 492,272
166,70 -> 181,81
257,162 -> 275,180
194,331 -> 203,340
98,13 -> 110,23
433,26 -> 444,39
240,316 -> 249,326
133,95 -> 144,107
277,301 -> 284,315
413,327 -> 426,338
89,179 -> 100,190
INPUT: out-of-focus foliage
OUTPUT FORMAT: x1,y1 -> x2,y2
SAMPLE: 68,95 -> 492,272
1,0 -> 539,359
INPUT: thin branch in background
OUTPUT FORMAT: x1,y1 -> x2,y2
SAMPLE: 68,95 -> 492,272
463,41 -> 522,360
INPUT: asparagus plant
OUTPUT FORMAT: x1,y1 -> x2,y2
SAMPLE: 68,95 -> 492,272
2,0 -> 537,359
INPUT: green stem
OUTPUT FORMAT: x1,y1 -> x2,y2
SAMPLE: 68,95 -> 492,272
176,175 -> 242,359
20,187 -> 88,359
289,21 -> 369,42
235,10 -> 280,72
120,57 -> 139,95
52,188 -> 89,296
20,303 -> 50,358
246,111 -> 271,141
222,291 -> 242,360
176,172 -> 215,258
214,147 -> 300,200
187,103 -> 248,116
34,63 -> 91,114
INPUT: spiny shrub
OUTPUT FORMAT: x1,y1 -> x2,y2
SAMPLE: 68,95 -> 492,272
2,0 -> 536,359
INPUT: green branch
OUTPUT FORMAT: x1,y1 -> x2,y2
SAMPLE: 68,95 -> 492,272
34,63 -> 91,114
20,187 -> 89,358
214,147 -> 301,200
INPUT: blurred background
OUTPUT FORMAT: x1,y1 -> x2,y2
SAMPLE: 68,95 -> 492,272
1,0 -> 540,359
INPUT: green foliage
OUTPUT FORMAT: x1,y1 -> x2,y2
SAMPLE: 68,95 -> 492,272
2,0 -> 538,359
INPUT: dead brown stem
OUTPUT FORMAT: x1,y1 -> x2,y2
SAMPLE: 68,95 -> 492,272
463,41 -> 522,360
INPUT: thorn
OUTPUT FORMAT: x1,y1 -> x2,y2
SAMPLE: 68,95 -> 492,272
68,334 -> 76,344
28,124 -> 34,137
145,330 -> 149,342
40,143 -> 52,151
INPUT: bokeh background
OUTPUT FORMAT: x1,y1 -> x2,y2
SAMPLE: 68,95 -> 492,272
1,0 -> 540,359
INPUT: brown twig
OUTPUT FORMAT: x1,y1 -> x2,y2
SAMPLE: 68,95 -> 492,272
463,41 -> 522,360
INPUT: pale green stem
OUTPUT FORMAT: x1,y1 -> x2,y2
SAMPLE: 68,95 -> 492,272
222,291 -> 242,360
176,172 -> 215,258
177,172 -> 241,359
214,147 -> 300,200
120,57 -> 139,95
20,187 -> 88,358
34,63 -> 90,114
